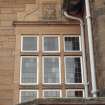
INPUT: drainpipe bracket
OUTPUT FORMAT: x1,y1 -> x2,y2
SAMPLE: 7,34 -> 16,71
91,89 -> 98,97
86,15 -> 91,19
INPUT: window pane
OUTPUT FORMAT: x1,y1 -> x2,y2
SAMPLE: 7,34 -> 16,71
21,57 -> 37,84
66,90 -> 83,97
44,37 -> 59,51
64,37 -> 80,51
65,57 -> 82,83
20,91 -> 37,103
22,37 -> 37,51
44,57 -> 60,83
44,90 -> 60,98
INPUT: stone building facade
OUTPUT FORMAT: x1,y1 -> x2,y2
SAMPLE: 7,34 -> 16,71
92,0 -> 105,93
0,0 -> 105,105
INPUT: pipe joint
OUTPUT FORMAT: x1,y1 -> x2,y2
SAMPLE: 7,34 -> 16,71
86,15 -> 91,19
91,90 -> 98,98
84,81 -> 89,86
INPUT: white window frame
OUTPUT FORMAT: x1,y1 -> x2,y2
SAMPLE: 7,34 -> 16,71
66,89 -> 84,98
43,89 -> 62,98
21,36 -> 39,52
64,35 -> 81,52
19,90 -> 38,103
64,56 -> 83,84
42,35 -> 60,53
42,56 -> 61,84
20,56 -> 39,85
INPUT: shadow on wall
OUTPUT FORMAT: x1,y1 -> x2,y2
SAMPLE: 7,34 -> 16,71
98,89 -> 105,97
63,0 -> 84,16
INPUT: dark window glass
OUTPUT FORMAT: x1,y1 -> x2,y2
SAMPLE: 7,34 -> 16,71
64,37 -> 80,51
66,90 -> 83,97
65,57 -> 82,83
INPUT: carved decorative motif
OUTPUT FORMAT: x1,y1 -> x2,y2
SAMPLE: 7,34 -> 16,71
17,0 -> 64,21
41,2 -> 57,20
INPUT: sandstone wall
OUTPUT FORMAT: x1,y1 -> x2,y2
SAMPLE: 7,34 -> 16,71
0,0 -> 35,105
0,0 -> 105,105
92,0 -> 105,94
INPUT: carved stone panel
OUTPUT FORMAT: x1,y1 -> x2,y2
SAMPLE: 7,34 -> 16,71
17,0 -> 65,21
41,2 -> 57,20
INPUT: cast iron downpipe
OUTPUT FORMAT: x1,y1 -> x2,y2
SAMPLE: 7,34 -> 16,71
85,0 -> 97,98
64,11 -> 88,98
63,0 -> 97,98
